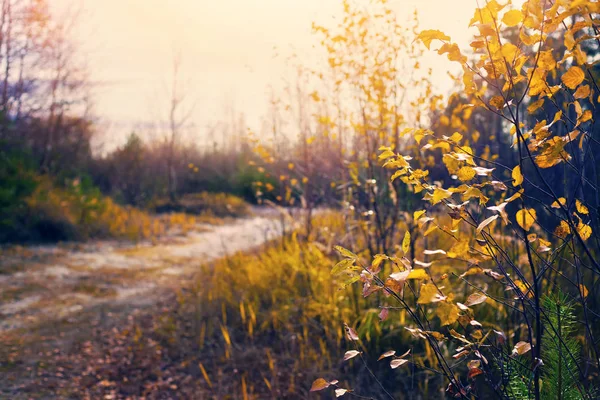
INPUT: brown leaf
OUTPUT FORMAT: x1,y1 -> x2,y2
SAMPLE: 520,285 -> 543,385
344,324 -> 359,341
453,349 -> 470,359
390,358 -> 409,369
476,215 -> 498,234
343,350 -> 361,361
467,368 -> 484,379
464,292 -> 487,306
379,308 -> 389,321
378,350 -> 396,361
512,341 -> 531,356
494,330 -> 506,345
362,282 -> 381,298
398,349 -> 411,359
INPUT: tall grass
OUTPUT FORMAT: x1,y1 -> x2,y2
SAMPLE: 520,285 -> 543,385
153,212 -> 476,398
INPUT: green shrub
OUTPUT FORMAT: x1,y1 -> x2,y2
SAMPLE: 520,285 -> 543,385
0,144 -> 39,242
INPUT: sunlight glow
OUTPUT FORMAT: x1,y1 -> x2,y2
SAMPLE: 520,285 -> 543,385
54,0 -> 479,146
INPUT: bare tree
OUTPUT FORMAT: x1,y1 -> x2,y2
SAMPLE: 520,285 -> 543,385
164,51 -> 195,200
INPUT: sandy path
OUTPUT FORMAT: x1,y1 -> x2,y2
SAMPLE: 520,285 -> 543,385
0,208 -> 295,333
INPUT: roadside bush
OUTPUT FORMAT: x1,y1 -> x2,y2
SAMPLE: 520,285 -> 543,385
1,172 -> 198,244
153,192 -> 250,218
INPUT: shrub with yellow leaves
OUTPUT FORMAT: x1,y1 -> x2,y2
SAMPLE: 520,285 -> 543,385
315,1 -> 600,399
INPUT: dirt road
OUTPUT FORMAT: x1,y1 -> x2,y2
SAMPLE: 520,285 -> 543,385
0,208 -> 293,333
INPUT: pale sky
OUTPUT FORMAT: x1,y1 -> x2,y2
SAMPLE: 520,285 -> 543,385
52,0 -> 479,149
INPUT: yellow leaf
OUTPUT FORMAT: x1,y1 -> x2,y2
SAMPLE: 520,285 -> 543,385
423,225 -> 438,237
457,166 -> 476,182
407,269 -> 429,280
551,110 -> 563,125
538,50 -> 557,71
577,221 -> 592,240
438,42 -> 466,63
512,165 -> 523,187
574,85 -> 590,99
443,154 -> 460,174
578,110 -> 592,125
576,199 -> 589,215
501,43 -> 519,62
450,132 -> 464,144
416,29 -> 451,50
580,284 -> 589,298
460,267 -> 484,278
555,220 -> 571,238
418,283 -> 446,304
402,231 -> 411,254
414,210 -> 426,220
448,239 -> 469,259
506,189 -> 523,203
490,95 -> 505,109
334,245 -> 358,259
469,0 -> 505,26
464,186 -> 489,204
551,197 -> 566,208
391,170 -> 407,182
564,30 -> 575,50
561,66 -> 585,89
462,68 -> 476,93
527,98 -> 544,113
436,302 -> 459,326
539,238 -> 551,247
432,188 -> 452,205
332,259 -> 354,275
371,254 -> 388,271
514,280 -> 533,298
516,208 -> 537,231
529,69 -> 548,96
535,137 -> 570,168
502,9 -> 523,26
379,149 -> 396,160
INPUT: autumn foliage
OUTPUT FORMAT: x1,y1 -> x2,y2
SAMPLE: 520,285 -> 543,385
6,0 -> 600,399
310,0 -> 600,399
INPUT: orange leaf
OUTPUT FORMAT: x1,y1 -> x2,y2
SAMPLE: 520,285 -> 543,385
562,66 -> 585,89
310,378 -> 330,392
